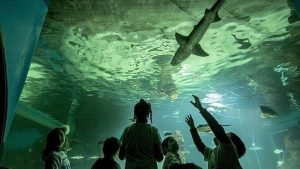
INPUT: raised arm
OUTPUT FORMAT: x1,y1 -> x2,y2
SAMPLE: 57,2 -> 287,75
190,95 -> 231,144
185,114 -> 206,154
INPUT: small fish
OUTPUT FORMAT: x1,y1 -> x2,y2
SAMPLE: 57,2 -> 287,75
206,107 -> 216,112
277,160 -> 284,167
163,131 -> 173,136
249,143 -> 263,151
70,156 -> 84,160
259,105 -> 279,118
248,145 -> 263,151
162,115 -> 170,118
273,149 -> 284,154
206,93 -> 222,99
209,102 -> 227,108
88,156 -> 99,159
196,124 -> 231,133
171,0 -> 226,66
202,97 -> 220,104
232,34 -> 251,49
172,111 -> 180,115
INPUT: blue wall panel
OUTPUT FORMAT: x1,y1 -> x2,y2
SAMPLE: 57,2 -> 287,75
0,0 -> 49,142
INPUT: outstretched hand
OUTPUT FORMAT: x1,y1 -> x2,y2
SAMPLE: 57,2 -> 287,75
185,114 -> 195,129
190,95 -> 205,111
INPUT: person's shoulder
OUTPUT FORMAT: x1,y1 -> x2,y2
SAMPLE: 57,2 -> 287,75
124,123 -> 135,130
147,124 -> 160,134
148,124 -> 159,129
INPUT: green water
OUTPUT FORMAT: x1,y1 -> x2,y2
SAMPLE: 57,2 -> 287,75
2,0 -> 300,168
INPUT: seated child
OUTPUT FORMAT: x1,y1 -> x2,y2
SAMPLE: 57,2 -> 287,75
162,136 -> 203,169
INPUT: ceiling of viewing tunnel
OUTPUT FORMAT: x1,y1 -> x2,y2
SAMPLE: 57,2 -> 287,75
4,1 -> 299,167
19,0 -> 300,126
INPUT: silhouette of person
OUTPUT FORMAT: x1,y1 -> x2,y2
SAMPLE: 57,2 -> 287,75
162,136 -> 203,169
119,99 -> 163,169
42,125 -> 71,169
91,137 -> 121,169
185,95 -> 246,169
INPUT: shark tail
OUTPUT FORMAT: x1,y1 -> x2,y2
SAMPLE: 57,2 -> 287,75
175,33 -> 209,57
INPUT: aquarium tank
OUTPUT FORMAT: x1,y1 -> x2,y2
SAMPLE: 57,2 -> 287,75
0,0 -> 299,168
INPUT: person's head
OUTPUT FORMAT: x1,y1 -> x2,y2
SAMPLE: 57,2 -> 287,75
162,136 -> 179,155
102,137 -> 121,158
43,125 -> 70,161
46,125 -> 69,151
134,99 -> 151,122
213,132 -> 246,158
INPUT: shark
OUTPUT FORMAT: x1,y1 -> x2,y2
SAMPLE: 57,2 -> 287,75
171,0 -> 226,66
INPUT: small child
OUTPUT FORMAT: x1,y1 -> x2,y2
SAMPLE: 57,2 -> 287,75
186,95 -> 246,169
162,136 -> 203,169
119,99 -> 163,169
42,125 -> 71,169
91,137 -> 121,169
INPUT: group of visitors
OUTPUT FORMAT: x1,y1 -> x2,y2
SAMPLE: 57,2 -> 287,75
42,95 -> 246,169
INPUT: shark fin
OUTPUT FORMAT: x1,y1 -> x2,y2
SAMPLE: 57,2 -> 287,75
214,13 -> 221,22
192,44 -> 209,56
175,32 -> 187,46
